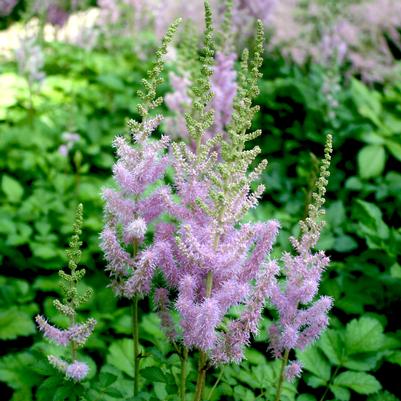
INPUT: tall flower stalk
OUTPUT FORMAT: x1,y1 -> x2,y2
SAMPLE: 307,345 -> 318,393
35,204 -> 95,382
271,134 -> 333,400
100,18 -> 181,396
148,5 -> 281,400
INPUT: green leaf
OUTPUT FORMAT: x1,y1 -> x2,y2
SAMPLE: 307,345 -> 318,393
342,354 -> 380,372
99,372 -> 118,387
330,384 -> 351,401
296,347 -> 331,382
345,317 -> 384,354
2,175 -> 24,202
141,367 -> 166,383
0,307 -> 36,340
106,339 -> 134,377
386,350 -> 401,366
245,349 -> 266,365
297,395 -> 317,401
368,390 -> 400,401
333,235 -> 358,252
0,352 -> 41,391
326,201 -> 346,227
386,140 -> 401,162
358,145 -> 386,179
351,79 -> 382,124
353,200 -> 389,241
36,377 -> 63,401
319,329 -> 344,366
334,371 -> 381,394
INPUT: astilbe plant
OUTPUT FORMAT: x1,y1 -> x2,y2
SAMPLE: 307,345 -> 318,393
97,2 -> 334,399
150,7 -> 282,400
99,18 -> 181,397
270,134 -> 333,400
35,204 -> 96,382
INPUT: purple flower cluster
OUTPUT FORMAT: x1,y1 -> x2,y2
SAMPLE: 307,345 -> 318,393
210,51 -> 237,138
268,135 -> 333,375
100,117 -> 171,297
35,316 -> 96,381
100,11 -> 333,385
48,356 -> 89,382
35,204 -> 95,382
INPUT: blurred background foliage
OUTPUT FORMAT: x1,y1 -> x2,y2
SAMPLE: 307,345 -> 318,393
1,1 -> 401,400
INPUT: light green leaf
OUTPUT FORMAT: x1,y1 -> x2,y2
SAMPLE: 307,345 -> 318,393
386,140 -> 401,162
368,390 -> 400,401
0,352 -> 41,391
386,350 -> 401,366
345,317 -> 384,354
390,264 -> 401,279
353,200 -> 389,240
351,79 -> 382,124
319,329 -> 344,366
333,235 -> 358,252
326,201 -> 346,227
296,347 -> 331,381
357,145 -> 386,179
330,384 -> 351,401
343,353 -> 380,372
106,339 -> 134,377
0,307 -> 36,340
334,371 -> 381,394
1,175 -> 24,202
296,395 -> 317,401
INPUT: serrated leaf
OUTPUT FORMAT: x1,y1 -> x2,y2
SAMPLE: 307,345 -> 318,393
386,350 -> 401,366
36,376 -> 63,401
330,384 -> 351,401
106,339 -> 134,377
334,371 -> 381,394
343,353 -> 380,372
141,366 -> 166,383
345,317 -> 384,354
0,307 -> 36,340
368,390 -> 400,401
319,329 -> 344,366
0,352 -> 41,391
99,372 -> 118,387
358,145 -> 386,179
296,347 -> 331,381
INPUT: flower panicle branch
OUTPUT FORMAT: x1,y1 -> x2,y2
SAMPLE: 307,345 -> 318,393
35,204 -> 95,382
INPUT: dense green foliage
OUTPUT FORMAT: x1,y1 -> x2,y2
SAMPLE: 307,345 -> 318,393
1,35 -> 400,400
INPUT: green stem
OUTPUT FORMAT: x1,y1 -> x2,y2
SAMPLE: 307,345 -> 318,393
180,347 -> 188,401
133,295 -> 140,396
193,351 -> 207,401
206,367 -> 224,401
319,366 -> 340,401
274,349 -> 290,401
132,239 -> 140,397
